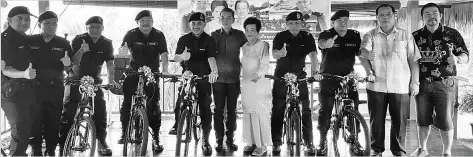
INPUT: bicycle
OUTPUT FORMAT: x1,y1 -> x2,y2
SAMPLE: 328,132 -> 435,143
265,73 -> 316,156
320,73 -> 370,156
120,66 -> 161,156
62,76 -> 114,157
172,70 -> 208,156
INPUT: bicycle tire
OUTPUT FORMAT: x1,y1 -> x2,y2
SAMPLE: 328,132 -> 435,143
345,108 -> 370,156
63,116 -> 96,157
175,108 -> 190,156
192,102 -> 201,142
293,110 -> 302,156
286,108 -> 294,156
123,107 -> 149,156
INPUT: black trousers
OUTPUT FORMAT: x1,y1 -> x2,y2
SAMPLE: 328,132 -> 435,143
59,83 -> 108,147
367,89 -> 409,156
212,82 -> 240,143
120,74 -> 161,137
1,80 -> 35,156
30,80 -> 64,151
317,79 -> 359,134
271,80 -> 313,144
173,82 -> 213,134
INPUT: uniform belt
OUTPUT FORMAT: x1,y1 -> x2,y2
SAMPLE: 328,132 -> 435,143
9,81 -> 34,88
424,76 -> 453,82
36,79 -> 63,86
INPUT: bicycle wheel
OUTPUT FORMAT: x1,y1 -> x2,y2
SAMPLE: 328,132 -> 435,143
343,109 -> 370,156
292,110 -> 302,156
285,109 -> 294,156
123,108 -> 149,156
63,116 -> 96,157
192,102 -> 201,142
175,108 -> 190,156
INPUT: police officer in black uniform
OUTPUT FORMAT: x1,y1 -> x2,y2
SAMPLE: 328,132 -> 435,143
271,11 -> 318,155
314,10 -> 365,156
59,16 -> 117,156
174,12 -> 219,155
29,11 -> 72,156
1,6 -> 36,156
117,10 -> 170,153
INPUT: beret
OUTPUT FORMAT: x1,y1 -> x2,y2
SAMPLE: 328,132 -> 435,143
8,6 -> 36,18
331,10 -> 350,20
286,11 -> 303,21
135,10 -> 152,21
85,16 -> 103,25
189,12 -> 206,22
38,11 -> 58,23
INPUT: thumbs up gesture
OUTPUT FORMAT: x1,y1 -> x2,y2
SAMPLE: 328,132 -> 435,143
181,47 -> 191,61
24,63 -> 36,79
60,51 -> 71,66
80,39 -> 89,52
324,35 -> 338,49
274,43 -> 287,60
119,42 -> 130,55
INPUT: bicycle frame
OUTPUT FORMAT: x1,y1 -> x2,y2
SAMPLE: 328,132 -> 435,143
129,74 -> 148,115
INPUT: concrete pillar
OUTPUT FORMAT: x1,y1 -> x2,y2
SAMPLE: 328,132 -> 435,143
406,0 -> 420,121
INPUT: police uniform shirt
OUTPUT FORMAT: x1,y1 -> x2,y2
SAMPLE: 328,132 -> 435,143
412,25 -> 470,79
272,30 -> 317,77
175,32 -> 217,76
30,34 -> 73,80
318,28 -> 361,76
122,27 -> 167,72
71,33 -> 114,80
1,26 -> 33,81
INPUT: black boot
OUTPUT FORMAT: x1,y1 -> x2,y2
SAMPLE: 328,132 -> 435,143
202,132 -> 212,155
169,122 -> 177,135
305,142 -> 316,155
152,134 -> 164,153
44,148 -> 55,157
226,138 -> 238,151
316,134 -> 328,156
98,139 -> 113,156
215,140 -> 224,152
348,135 -> 365,156
118,128 -> 126,144
31,144 -> 43,156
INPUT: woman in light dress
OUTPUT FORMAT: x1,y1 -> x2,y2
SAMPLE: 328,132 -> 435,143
240,17 -> 272,156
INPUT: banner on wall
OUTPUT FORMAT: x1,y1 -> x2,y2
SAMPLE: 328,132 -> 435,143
178,0 -> 327,40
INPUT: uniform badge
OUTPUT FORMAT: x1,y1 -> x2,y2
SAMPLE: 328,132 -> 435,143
200,14 -> 204,20
52,47 -> 64,51
18,46 -> 24,48
297,13 -> 301,19
148,42 -> 158,45
31,46 -> 40,50
97,51 -> 104,54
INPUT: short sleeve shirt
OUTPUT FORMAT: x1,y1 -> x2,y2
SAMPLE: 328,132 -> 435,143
412,25 -> 469,79
176,32 -> 217,76
30,34 -> 73,80
72,33 -> 114,80
211,28 -> 247,83
122,27 -> 167,72
1,26 -> 33,82
318,28 -> 361,76
272,30 -> 317,77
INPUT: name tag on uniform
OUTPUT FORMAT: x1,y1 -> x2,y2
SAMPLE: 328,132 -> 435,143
31,46 -> 40,50
333,44 -> 340,47
18,46 -> 24,48
52,47 -> 63,51
199,48 -> 205,51
300,45 -> 305,46
345,43 -> 356,47
135,42 -> 144,45
97,51 -> 104,54
148,42 -> 158,45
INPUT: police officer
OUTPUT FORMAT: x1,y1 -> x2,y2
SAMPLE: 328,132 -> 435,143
28,11 -> 72,156
271,11 -> 318,155
314,10 -> 365,156
59,16 -> 117,156
117,10 -> 170,153
1,6 -> 36,156
174,12 -> 219,155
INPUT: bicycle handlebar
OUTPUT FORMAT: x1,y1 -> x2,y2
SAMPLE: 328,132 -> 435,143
264,75 -> 316,83
320,73 -> 373,83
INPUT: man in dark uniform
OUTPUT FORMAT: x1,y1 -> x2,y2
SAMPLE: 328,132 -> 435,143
1,6 -> 37,156
296,0 -> 327,32
314,10 -> 365,156
271,11 -> 318,155
117,10 -> 170,153
28,11 -> 72,156
59,16 -> 117,156
181,0 -> 212,34
174,12 -> 219,155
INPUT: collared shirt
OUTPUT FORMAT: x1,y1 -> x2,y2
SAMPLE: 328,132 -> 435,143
412,25 -> 469,79
211,28 -> 247,83
30,34 -> 73,80
72,33 -> 114,80
176,32 -> 217,76
361,26 -> 421,94
272,30 -> 317,77
1,26 -> 33,82
318,28 -> 361,76
122,27 -> 167,72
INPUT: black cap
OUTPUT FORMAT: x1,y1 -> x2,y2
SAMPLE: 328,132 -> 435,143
189,12 -> 206,22
8,6 -> 36,18
286,11 -> 303,21
38,11 -> 58,23
85,16 -> 103,25
331,10 -> 349,20
135,10 -> 152,21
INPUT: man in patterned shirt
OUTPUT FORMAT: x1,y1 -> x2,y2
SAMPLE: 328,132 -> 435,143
410,3 -> 469,157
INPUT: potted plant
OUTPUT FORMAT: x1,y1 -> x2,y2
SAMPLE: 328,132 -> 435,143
458,83 -> 473,135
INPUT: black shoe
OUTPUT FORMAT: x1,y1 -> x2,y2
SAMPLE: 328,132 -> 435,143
169,126 -> 177,135
272,141 -> 282,153
31,145 -> 43,156
152,138 -> 164,153
98,141 -> 113,156
316,139 -> 328,156
370,150 -> 382,157
118,136 -> 125,144
305,143 -> 316,155
215,142 -> 224,152
226,140 -> 238,151
243,144 -> 257,153
44,149 -> 55,156
202,141 -> 213,155
350,141 -> 365,156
